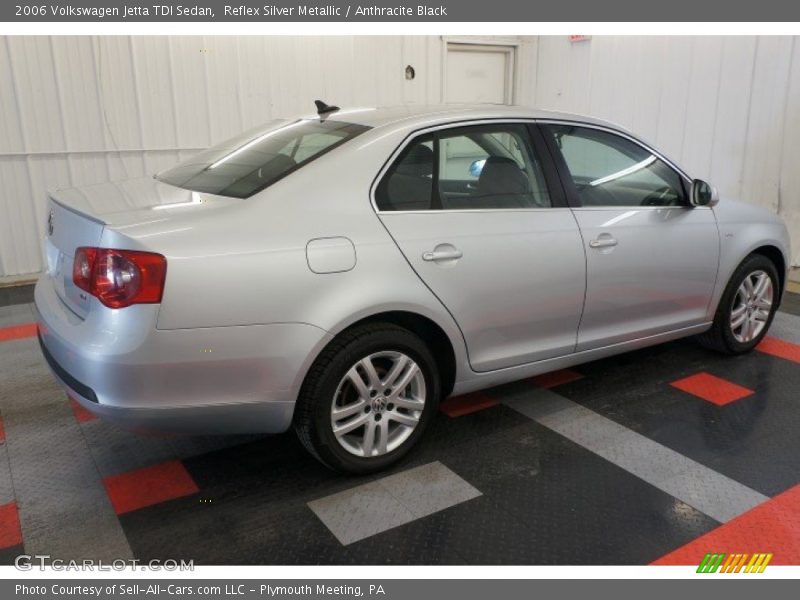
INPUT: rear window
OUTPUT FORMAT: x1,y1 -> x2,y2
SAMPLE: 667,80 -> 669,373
156,119 -> 370,198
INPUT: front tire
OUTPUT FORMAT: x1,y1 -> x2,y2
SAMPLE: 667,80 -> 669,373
697,253 -> 779,354
294,322 -> 440,474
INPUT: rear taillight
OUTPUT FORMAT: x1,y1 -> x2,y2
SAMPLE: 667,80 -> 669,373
73,247 -> 167,309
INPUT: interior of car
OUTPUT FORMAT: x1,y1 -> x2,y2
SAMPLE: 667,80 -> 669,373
377,126 -> 552,211
549,125 -> 688,208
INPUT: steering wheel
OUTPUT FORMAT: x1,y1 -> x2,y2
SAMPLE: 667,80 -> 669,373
641,186 -> 674,206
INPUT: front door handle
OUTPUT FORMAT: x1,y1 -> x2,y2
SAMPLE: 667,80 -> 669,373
589,236 -> 618,249
422,248 -> 463,262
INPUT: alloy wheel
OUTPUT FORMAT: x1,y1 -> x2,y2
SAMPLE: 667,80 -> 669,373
330,351 -> 426,458
730,269 -> 773,343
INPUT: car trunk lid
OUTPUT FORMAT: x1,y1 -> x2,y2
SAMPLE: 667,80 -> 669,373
44,195 -> 106,319
43,178 -> 236,319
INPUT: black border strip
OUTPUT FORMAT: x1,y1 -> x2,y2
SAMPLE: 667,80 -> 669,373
37,332 -> 99,403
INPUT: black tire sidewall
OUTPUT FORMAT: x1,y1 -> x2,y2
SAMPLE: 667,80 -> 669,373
307,327 -> 440,474
717,255 -> 779,353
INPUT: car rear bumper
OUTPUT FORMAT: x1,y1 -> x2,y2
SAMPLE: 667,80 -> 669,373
34,274 -> 331,434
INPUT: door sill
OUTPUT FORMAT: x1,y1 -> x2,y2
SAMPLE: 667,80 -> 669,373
453,322 -> 712,396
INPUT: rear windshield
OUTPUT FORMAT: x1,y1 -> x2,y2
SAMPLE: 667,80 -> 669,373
156,119 -> 370,198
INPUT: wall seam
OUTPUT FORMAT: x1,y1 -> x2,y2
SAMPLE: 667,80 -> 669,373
776,35 -> 797,218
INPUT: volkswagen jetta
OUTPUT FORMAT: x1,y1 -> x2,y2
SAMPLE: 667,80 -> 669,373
35,104 -> 790,473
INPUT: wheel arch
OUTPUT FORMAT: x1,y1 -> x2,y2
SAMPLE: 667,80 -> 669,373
294,309 -> 461,402
751,244 -> 787,299
710,235 -> 790,322
347,311 -> 458,399
698,243 -> 787,354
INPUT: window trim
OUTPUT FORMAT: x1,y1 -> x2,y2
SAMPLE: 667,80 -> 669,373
370,118 -> 568,214
536,120 -> 698,211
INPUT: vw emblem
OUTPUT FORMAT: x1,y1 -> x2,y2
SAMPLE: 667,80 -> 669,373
371,396 -> 387,413
47,210 -> 54,236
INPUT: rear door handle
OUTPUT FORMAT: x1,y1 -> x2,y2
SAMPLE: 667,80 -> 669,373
589,237 -> 618,249
422,249 -> 463,262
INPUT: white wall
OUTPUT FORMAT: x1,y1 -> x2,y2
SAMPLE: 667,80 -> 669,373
2,35 -> 798,278
535,35 -> 800,266
0,35 -> 537,278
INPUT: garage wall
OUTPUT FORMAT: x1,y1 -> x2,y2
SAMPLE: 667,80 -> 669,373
535,35 -> 800,267
0,35 -> 538,278
5,35 -> 797,279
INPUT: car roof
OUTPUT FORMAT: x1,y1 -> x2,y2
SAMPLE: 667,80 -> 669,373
295,103 -> 691,179
300,104 -> 627,132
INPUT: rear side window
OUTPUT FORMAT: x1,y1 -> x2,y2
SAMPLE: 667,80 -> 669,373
375,135 -> 436,212
376,123 -> 551,211
156,120 -> 370,199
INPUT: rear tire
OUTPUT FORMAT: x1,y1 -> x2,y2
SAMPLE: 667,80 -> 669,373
697,253 -> 779,354
294,322 -> 440,474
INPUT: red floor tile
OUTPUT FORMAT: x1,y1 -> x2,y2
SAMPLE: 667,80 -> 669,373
652,484 -> 800,566
0,502 -> 22,549
531,368 -> 583,389
670,372 -> 754,406
69,397 -> 97,423
440,392 -> 499,417
757,336 -> 800,364
103,460 -> 199,515
0,323 -> 37,343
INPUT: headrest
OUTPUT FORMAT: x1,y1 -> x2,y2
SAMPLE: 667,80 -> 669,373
396,144 -> 434,177
477,156 -> 529,195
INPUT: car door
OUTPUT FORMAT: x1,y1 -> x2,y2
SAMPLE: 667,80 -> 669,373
375,122 -> 586,372
540,122 -> 720,352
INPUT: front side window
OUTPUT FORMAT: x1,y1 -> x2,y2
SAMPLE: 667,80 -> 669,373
544,124 -> 687,208
376,123 -> 551,211
156,119 -> 370,199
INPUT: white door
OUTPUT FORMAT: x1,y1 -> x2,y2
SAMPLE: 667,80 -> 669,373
444,43 -> 515,105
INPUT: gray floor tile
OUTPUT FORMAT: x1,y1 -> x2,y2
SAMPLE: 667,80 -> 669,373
308,480 -> 415,545
0,303 -> 33,328
660,468 -> 767,523
0,443 -> 14,506
378,461 -> 481,519
504,387 -> 768,524
3,394 -> 134,560
309,462 -> 482,545
0,345 -> 133,560
596,432 -> 690,484
770,310 -> 800,344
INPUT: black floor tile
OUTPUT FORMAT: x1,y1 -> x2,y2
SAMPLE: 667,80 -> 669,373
558,340 -> 800,496
22,300 -> 800,565
120,408 -> 718,565
0,544 -> 23,565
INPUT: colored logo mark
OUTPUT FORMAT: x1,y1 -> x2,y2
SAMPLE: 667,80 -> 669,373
697,552 -> 773,573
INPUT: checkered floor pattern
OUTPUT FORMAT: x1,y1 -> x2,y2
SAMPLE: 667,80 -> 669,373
1,299 -> 799,565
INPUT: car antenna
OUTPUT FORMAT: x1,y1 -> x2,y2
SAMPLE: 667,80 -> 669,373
314,100 -> 340,117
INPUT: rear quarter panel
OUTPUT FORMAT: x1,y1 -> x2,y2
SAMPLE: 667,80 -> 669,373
102,125 -> 471,390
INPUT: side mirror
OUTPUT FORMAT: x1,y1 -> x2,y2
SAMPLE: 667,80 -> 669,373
690,179 -> 719,207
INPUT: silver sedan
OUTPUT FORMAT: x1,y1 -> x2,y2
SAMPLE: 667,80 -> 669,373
35,104 -> 790,473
